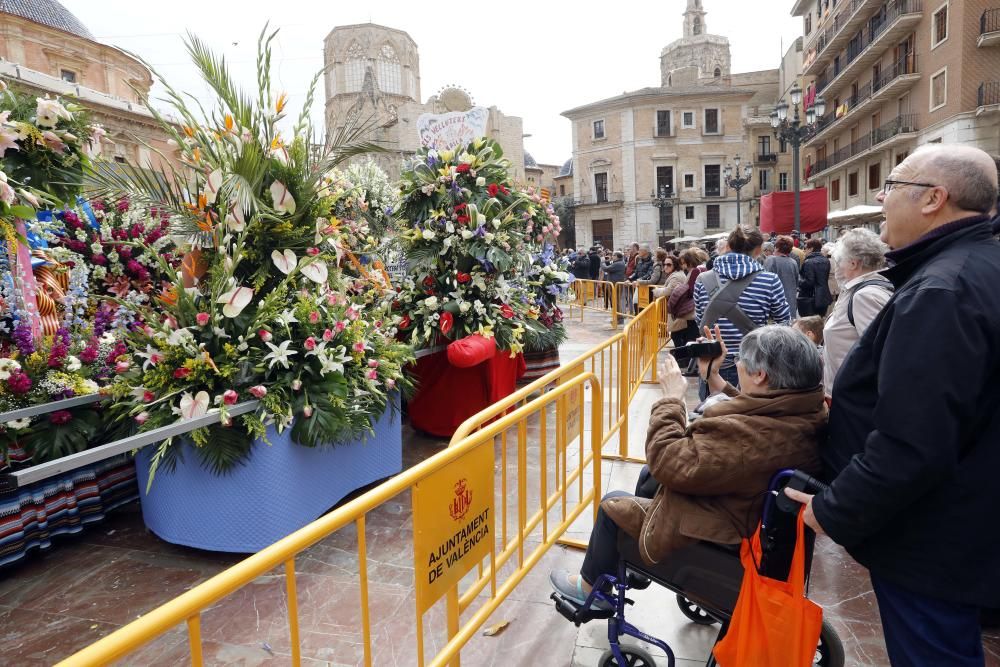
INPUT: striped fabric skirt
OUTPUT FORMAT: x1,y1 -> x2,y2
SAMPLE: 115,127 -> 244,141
518,345 -> 561,386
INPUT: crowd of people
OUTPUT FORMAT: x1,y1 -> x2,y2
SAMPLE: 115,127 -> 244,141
552,144 -> 1000,666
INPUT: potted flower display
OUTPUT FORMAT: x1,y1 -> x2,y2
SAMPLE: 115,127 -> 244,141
391,139 -> 563,436
94,29 -> 412,552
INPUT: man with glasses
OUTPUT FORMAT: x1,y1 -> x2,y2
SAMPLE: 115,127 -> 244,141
786,145 -> 1000,666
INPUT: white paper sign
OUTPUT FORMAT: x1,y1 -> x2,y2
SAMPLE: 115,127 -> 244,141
416,107 -> 489,152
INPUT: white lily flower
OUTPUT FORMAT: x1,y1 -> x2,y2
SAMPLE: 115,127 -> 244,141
212,326 -> 231,339
276,309 -> 299,326
263,340 -> 298,369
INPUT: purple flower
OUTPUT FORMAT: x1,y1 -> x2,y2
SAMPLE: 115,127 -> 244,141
474,225 -> 487,238
12,323 -> 34,356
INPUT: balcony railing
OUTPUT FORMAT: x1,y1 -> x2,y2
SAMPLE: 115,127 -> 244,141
983,8 -> 1000,34
755,153 -> 778,164
812,114 -> 917,176
808,0 -> 871,64
979,81 -> 1000,108
585,191 -> 623,205
809,53 -> 917,142
704,187 -> 722,198
815,0 -> 922,95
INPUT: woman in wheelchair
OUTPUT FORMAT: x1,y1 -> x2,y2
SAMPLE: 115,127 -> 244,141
550,324 -> 827,609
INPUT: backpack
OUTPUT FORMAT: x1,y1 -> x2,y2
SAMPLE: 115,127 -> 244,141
846,278 -> 894,328
698,270 -> 761,335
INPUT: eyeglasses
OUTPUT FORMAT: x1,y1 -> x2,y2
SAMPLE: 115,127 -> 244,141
664,262 -> 674,267
882,179 -> 937,194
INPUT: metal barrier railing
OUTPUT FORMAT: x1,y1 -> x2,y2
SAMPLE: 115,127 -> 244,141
566,279 -> 658,328
58,298 -> 673,667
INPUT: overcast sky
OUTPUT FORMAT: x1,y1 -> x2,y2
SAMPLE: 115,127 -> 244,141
62,0 -> 802,166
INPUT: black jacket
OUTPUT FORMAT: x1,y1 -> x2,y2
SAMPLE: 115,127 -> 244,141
629,255 -> 654,282
588,251 -> 603,279
813,217 -> 1000,606
797,252 -> 832,310
571,254 -> 591,279
602,259 -> 626,284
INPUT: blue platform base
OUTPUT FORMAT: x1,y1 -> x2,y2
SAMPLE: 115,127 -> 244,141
134,394 -> 402,553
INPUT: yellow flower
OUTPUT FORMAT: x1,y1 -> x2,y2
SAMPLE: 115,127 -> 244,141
477,325 -> 495,339
439,149 -> 455,163
276,93 -> 288,114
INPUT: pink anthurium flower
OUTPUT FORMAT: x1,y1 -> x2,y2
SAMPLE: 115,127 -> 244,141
204,169 -> 223,204
269,180 -> 296,215
217,285 -> 254,318
300,260 -> 328,285
179,391 -> 210,421
271,248 -> 297,275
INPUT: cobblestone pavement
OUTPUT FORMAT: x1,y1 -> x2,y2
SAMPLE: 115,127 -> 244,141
0,307 -> 996,666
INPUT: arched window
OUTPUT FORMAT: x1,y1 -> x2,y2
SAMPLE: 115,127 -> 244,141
693,17 -> 702,35
377,43 -> 402,95
344,42 -> 365,93
714,67 -> 721,78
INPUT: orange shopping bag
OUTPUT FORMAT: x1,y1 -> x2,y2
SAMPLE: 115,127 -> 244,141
713,507 -> 823,667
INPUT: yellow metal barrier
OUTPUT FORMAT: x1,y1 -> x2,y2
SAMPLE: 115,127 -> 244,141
59,299 -> 672,667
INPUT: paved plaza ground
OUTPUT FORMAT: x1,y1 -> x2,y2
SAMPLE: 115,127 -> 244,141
1,308 -> 998,666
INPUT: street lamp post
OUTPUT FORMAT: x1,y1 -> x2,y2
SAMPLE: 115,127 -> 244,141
652,185 -> 679,241
770,84 -> 825,237
723,156 -> 753,226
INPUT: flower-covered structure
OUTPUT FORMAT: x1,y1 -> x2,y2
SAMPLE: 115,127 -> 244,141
95,29 -> 411,481
392,139 -> 564,356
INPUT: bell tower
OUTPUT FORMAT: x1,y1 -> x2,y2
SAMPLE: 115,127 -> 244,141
683,0 -> 707,37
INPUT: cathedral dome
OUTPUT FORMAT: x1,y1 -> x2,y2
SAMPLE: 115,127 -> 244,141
524,152 -> 537,168
558,159 -> 573,177
0,0 -> 95,40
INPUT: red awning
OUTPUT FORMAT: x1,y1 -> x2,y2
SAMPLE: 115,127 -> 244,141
759,189 -> 829,235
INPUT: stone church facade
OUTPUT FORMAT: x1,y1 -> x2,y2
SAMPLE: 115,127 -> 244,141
323,23 -> 525,181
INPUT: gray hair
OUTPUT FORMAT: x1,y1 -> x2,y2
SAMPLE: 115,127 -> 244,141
739,325 -> 822,391
761,241 -> 775,253
831,227 -> 888,272
715,239 -> 728,253
914,145 -> 999,214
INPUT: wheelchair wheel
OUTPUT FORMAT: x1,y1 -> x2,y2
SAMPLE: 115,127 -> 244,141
676,594 -> 717,625
814,619 -> 846,666
599,646 -> 657,666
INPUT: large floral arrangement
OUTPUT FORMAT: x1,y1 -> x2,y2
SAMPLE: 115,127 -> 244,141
523,245 -> 571,344
392,139 -> 562,354
96,29 -> 411,480
0,324 -> 124,467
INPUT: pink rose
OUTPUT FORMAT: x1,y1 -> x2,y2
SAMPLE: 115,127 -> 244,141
249,385 -> 267,399
386,378 -> 397,390
309,311 -> 320,324
258,329 -> 273,343
335,321 -> 347,333
165,315 -> 177,330
222,389 -> 239,405
345,307 -> 359,321
353,341 -> 366,353
142,390 -> 156,403
196,312 -> 210,326
366,369 -> 378,381
135,411 -> 150,425
306,247 -> 320,256
368,359 -> 379,368
322,329 -> 334,342
304,337 -> 317,351
115,360 -> 131,373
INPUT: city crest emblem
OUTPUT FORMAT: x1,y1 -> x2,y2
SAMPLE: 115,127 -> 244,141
449,478 -> 472,522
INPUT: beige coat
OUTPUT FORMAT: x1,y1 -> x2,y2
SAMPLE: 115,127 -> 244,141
602,385 -> 826,565
653,270 -> 689,332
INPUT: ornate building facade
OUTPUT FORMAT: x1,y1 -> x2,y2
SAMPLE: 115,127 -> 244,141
563,1 -> 785,249
323,23 -> 526,181
0,0 -> 179,171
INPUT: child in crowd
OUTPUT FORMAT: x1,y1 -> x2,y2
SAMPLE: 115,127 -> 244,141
793,316 -> 825,348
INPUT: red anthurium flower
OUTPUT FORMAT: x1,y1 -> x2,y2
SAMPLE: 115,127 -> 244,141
455,272 -> 471,284
456,163 -> 471,173
500,304 -> 515,319
439,311 -> 454,335
423,275 -> 435,288
487,183 -> 499,197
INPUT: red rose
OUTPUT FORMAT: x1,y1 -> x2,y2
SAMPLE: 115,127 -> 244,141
399,315 -> 412,329
456,163 -> 471,173
456,215 -> 470,224
454,203 -> 467,212
49,410 -> 73,425
487,184 -> 499,197
173,367 -> 191,379
439,311 -> 454,335
500,304 -> 515,319
422,276 -> 435,288
456,272 -> 471,284
500,185 -> 510,195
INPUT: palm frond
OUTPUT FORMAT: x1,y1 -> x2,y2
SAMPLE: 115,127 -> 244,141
185,31 -> 255,128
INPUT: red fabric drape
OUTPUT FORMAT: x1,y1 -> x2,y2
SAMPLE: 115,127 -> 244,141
408,349 -> 526,437
759,189 -> 829,235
